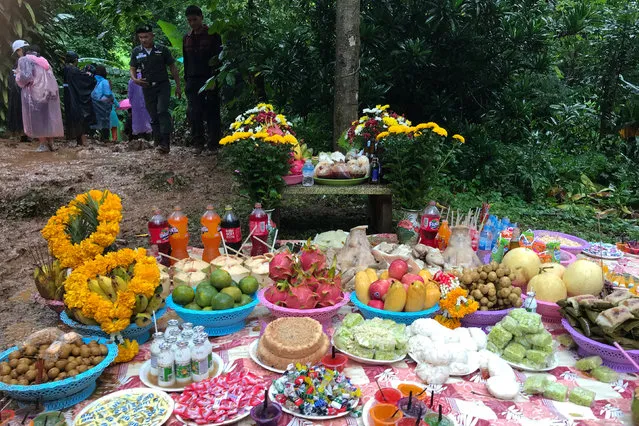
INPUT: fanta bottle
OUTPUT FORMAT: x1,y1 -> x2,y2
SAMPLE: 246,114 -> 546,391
148,208 -> 171,267
201,205 -> 221,262
436,219 -> 451,251
168,206 -> 189,264
419,201 -> 440,248
249,203 -> 269,256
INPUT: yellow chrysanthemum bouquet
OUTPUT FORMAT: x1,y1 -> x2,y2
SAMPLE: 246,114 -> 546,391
41,189 -> 163,362
343,104 -> 412,151
220,103 -> 298,208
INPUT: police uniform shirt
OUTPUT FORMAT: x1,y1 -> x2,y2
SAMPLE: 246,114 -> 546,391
129,44 -> 175,83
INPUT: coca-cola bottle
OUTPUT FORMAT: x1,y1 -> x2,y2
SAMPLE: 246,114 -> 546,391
148,208 -> 171,266
220,205 -> 242,255
249,203 -> 269,256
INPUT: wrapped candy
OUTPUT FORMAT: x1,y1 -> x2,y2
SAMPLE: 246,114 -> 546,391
517,312 -> 543,334
514,336 -> 531,349
556,334 -> 575,349
575,356 -> 603,372
500,316 -> 522,337
488,324 -> 513,350
416,364 -> 450,385
525,349 -> 549,365
527,332 -> 552,348
569,387 -> 596,407
486,376 -> 519,400
591,366 -> 619,383
486,341 -> 503,355
543,382 -> 568,402
502,343 -> 526,363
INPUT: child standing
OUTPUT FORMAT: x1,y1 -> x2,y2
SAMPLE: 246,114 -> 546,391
90,65 -> 115,141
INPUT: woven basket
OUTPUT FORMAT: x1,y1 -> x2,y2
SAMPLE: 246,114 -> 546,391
166,295 -> 258,336
349,292 -> 439,325
0,337 -> 117,410
60,306 -> 167,344
522,295 -> 562,323
460,308 -> 512,328
561,318 -> 639,373
257,288 -> 349,324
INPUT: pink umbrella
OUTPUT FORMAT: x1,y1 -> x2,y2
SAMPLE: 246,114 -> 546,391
117,98 -> 131,110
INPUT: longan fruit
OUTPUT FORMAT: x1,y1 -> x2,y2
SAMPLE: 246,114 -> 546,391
487,272 -> 498,283
10,370 -> 19,379
90,346 -> 101,357
99,345 -> 108,356
488,288 -> 496,297
44,361 -> 55,370
8,351 -> 21,360
0,363 -> 10,376
77,365 -> 88,373
68,369 -> 79,377
496,268 -> 505,278
55,360 -> 68,370
25,370 -> 36,382
514,298 -> 523,307
65,362 -> 77,373
72,347 -> 80,356
480,297 -> 489,305
480,306 -> 488,311
15,364 -> 29,375
48,367 -> 60,379
479,271 -> 488,281
24,345 -> 37,356
513,287 -> 522,296
17,379 -> 29,386
8,359 -> 18,368
57,372 -> 68,380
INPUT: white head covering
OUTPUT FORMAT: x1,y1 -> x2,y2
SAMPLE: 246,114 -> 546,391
12,40 -> 29,54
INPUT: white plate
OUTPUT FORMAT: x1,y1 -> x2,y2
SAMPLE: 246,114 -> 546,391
138,352 -> 225,392
408,351 -> 480,376
268,384 -> 358,421
74,387 -> 174,426
506,353 -> 559,372
175,412 -> 250,426
332,338 -> 406,365
362,398 -> 375,426
248,339 -> 286,374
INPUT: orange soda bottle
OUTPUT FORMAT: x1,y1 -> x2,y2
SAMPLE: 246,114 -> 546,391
436,219 -> 451,251
168,206 -> 189,264
201,205 -> 221,262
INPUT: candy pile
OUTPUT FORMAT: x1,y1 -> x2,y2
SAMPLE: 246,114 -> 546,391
75,392 -> 170,426
173,370 -> 266,424
272,364 -> 361,417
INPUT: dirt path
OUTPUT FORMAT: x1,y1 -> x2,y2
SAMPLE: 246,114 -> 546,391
0,139 -> 368,349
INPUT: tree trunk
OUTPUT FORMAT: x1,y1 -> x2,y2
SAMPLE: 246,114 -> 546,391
333,0 -> 360,149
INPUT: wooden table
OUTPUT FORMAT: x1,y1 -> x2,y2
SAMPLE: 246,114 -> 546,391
281,184 -> 393,233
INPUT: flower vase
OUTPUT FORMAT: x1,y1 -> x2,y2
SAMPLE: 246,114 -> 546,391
397,208 -> 420,245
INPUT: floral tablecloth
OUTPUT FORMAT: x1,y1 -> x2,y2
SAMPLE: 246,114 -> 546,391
63,303 -> 638,426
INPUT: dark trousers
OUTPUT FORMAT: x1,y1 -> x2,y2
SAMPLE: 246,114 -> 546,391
142,81 -> 172,147
185,77 -> 221,149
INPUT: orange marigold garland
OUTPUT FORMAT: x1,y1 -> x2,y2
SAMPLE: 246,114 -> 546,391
434,280 -> 479,330
113,339 -> 139,364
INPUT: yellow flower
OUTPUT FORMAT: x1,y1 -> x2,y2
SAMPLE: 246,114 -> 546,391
416,122 -> 438,130
453,134 -> 465,143
359,115 -> 369,122
383,116 -> 399,128
231,122 -> 242,130
388,125 -> 411,134
41,190 -> 122,269
376,131 -> 390,140
256,103 -> 274,111
276,114 -> 287,125
434,314 -> 461,330
376,104 -> 390,111
432,126 -> 448,137
114,339 -> 139,363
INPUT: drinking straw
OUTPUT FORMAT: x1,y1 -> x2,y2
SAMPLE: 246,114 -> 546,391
270,229 -> 279,253
415,407 -> 423,426
152,310 -> 158,334
158,252 -> 181,263
408,391 -> 413,410
416,387 -> 427,397
438,405 -> 442,422
239,226 -> 256,254
332,346 -> 336,359
613,342 -> 639,371
375,379 -> 386,401
430,391 -> 434,408
263,388 -> 268,411
220,230 -> 229,255
388,408 -> 400,421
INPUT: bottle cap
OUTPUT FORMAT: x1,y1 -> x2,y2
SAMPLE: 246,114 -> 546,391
167,319 -> 179,326
225,205 -> 232,211
255,202 -> 262,208
174,206 -> 182,211
177,340 -> 189,348
153,332 -> 164,339
206,204 -> 214,210
159,342 -> 171,350
429,201 -> 436,206
193,336 -> 205,345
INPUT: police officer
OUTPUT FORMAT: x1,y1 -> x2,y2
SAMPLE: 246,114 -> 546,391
129,24 -> 182,154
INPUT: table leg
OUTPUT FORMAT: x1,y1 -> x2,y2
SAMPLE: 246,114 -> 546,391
368,194 -> 393,233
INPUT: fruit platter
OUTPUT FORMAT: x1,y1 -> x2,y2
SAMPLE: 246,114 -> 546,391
313,151 -> 370,185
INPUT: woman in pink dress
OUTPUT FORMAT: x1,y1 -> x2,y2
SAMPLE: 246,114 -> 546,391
15,45 -> 64,152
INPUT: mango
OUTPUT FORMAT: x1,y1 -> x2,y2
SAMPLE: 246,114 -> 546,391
365,268 -> 378,283
418,269 -> 433,281
354,270 -> 371,304
424,280 -> 441,309
405,281 -> 426,312
380,270 -> 390,280
383,282 -> 407,312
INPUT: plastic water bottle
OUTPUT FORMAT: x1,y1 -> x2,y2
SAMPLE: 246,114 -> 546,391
302,160 -> 314,187
479,227 -> 492,251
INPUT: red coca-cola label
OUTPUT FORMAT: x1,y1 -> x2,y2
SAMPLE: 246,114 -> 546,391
420,216 -> 440,232
150,227 -> 170,244
222,227 -> 242,243
249,220 -> 268,236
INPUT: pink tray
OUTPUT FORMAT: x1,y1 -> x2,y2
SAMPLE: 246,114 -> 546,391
257,288 -> 350,324
533,230 -> 589,256
283,174 -> 303,185
561,318 -> 639,373
483,249 -> 576,267
461,308 -> 512,327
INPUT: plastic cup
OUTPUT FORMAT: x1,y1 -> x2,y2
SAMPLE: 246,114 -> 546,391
321,353 -> 348,372
398,418 -> 426,426
250,403 -> 283,426
370,403 -> 404,426
423,413 -> 454,426
375,388 -> 403,405
398,397 -> 427,418
397,384 -> 428,401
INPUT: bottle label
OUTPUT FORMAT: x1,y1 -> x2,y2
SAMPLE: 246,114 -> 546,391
158,366 -> 173,382
175,361 -> 191,379
421,216 -> 440,232
371,168 -> 379,183
191,358 -> 208,376
169,226 -> 179,236
150,226 -> 170,244
150,355 -> 158,369
207,353 -> 213,370
222,227 -> 242,243
249,220 -> 268,236
201,226 -> 208,234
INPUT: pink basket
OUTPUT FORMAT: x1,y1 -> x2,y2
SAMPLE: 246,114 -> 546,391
533,230 -> 589,256
522,295 -> 562,323
282,174 -> 303,185
257,288 -> 350,324
561,318 -> 639,373
461,308 -> 512,327
483,249 -> 576,267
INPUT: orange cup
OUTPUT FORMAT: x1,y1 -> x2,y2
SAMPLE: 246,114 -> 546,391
397,384 -> 427,401
370,403 -> 404,426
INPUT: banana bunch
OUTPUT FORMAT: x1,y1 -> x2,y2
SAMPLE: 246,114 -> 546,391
133,284 -> 166,327
293,143 -> 313,161
33,260 -> 68,301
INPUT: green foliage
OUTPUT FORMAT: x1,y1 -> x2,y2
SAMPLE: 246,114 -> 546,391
221,138 -> 293,209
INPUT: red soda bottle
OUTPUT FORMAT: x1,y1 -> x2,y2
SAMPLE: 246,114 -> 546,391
419,201 -> 441,248
148,208 -> 171,266
249,202 -> 269,256
220,205 -> 242,255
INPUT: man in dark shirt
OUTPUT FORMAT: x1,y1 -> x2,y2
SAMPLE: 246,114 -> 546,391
183,5 -> 222,154
63,51 -> 96,146
130,24 -> 182,154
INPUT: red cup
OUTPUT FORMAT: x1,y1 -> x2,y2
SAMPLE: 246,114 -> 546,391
321,353 -> 348,372
375,388 -> 403,406
398,418 -> 425,426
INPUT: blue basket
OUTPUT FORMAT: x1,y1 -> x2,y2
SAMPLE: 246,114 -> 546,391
349,292 -> 440,325
60,306 -> 167,344
0,337 -> 118,410
166,294 -> 258,336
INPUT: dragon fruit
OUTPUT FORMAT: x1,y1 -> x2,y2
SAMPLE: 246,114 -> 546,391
289,159 -> 305,175
264,282 -> 290,306
286,284 -> 318,309
316,280 -> 343,307
299,242 -> 327,273
296,273 -> 321,292
269,250 -> 296,281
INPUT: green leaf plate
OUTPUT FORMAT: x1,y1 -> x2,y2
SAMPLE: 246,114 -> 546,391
314,177 -> 368,186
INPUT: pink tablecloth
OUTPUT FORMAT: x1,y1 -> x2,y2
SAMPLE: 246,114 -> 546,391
68,305 -> 637,426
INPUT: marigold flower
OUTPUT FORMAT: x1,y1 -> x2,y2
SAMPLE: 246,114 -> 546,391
432,126 -> 448,137
452,134 -> 465,143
